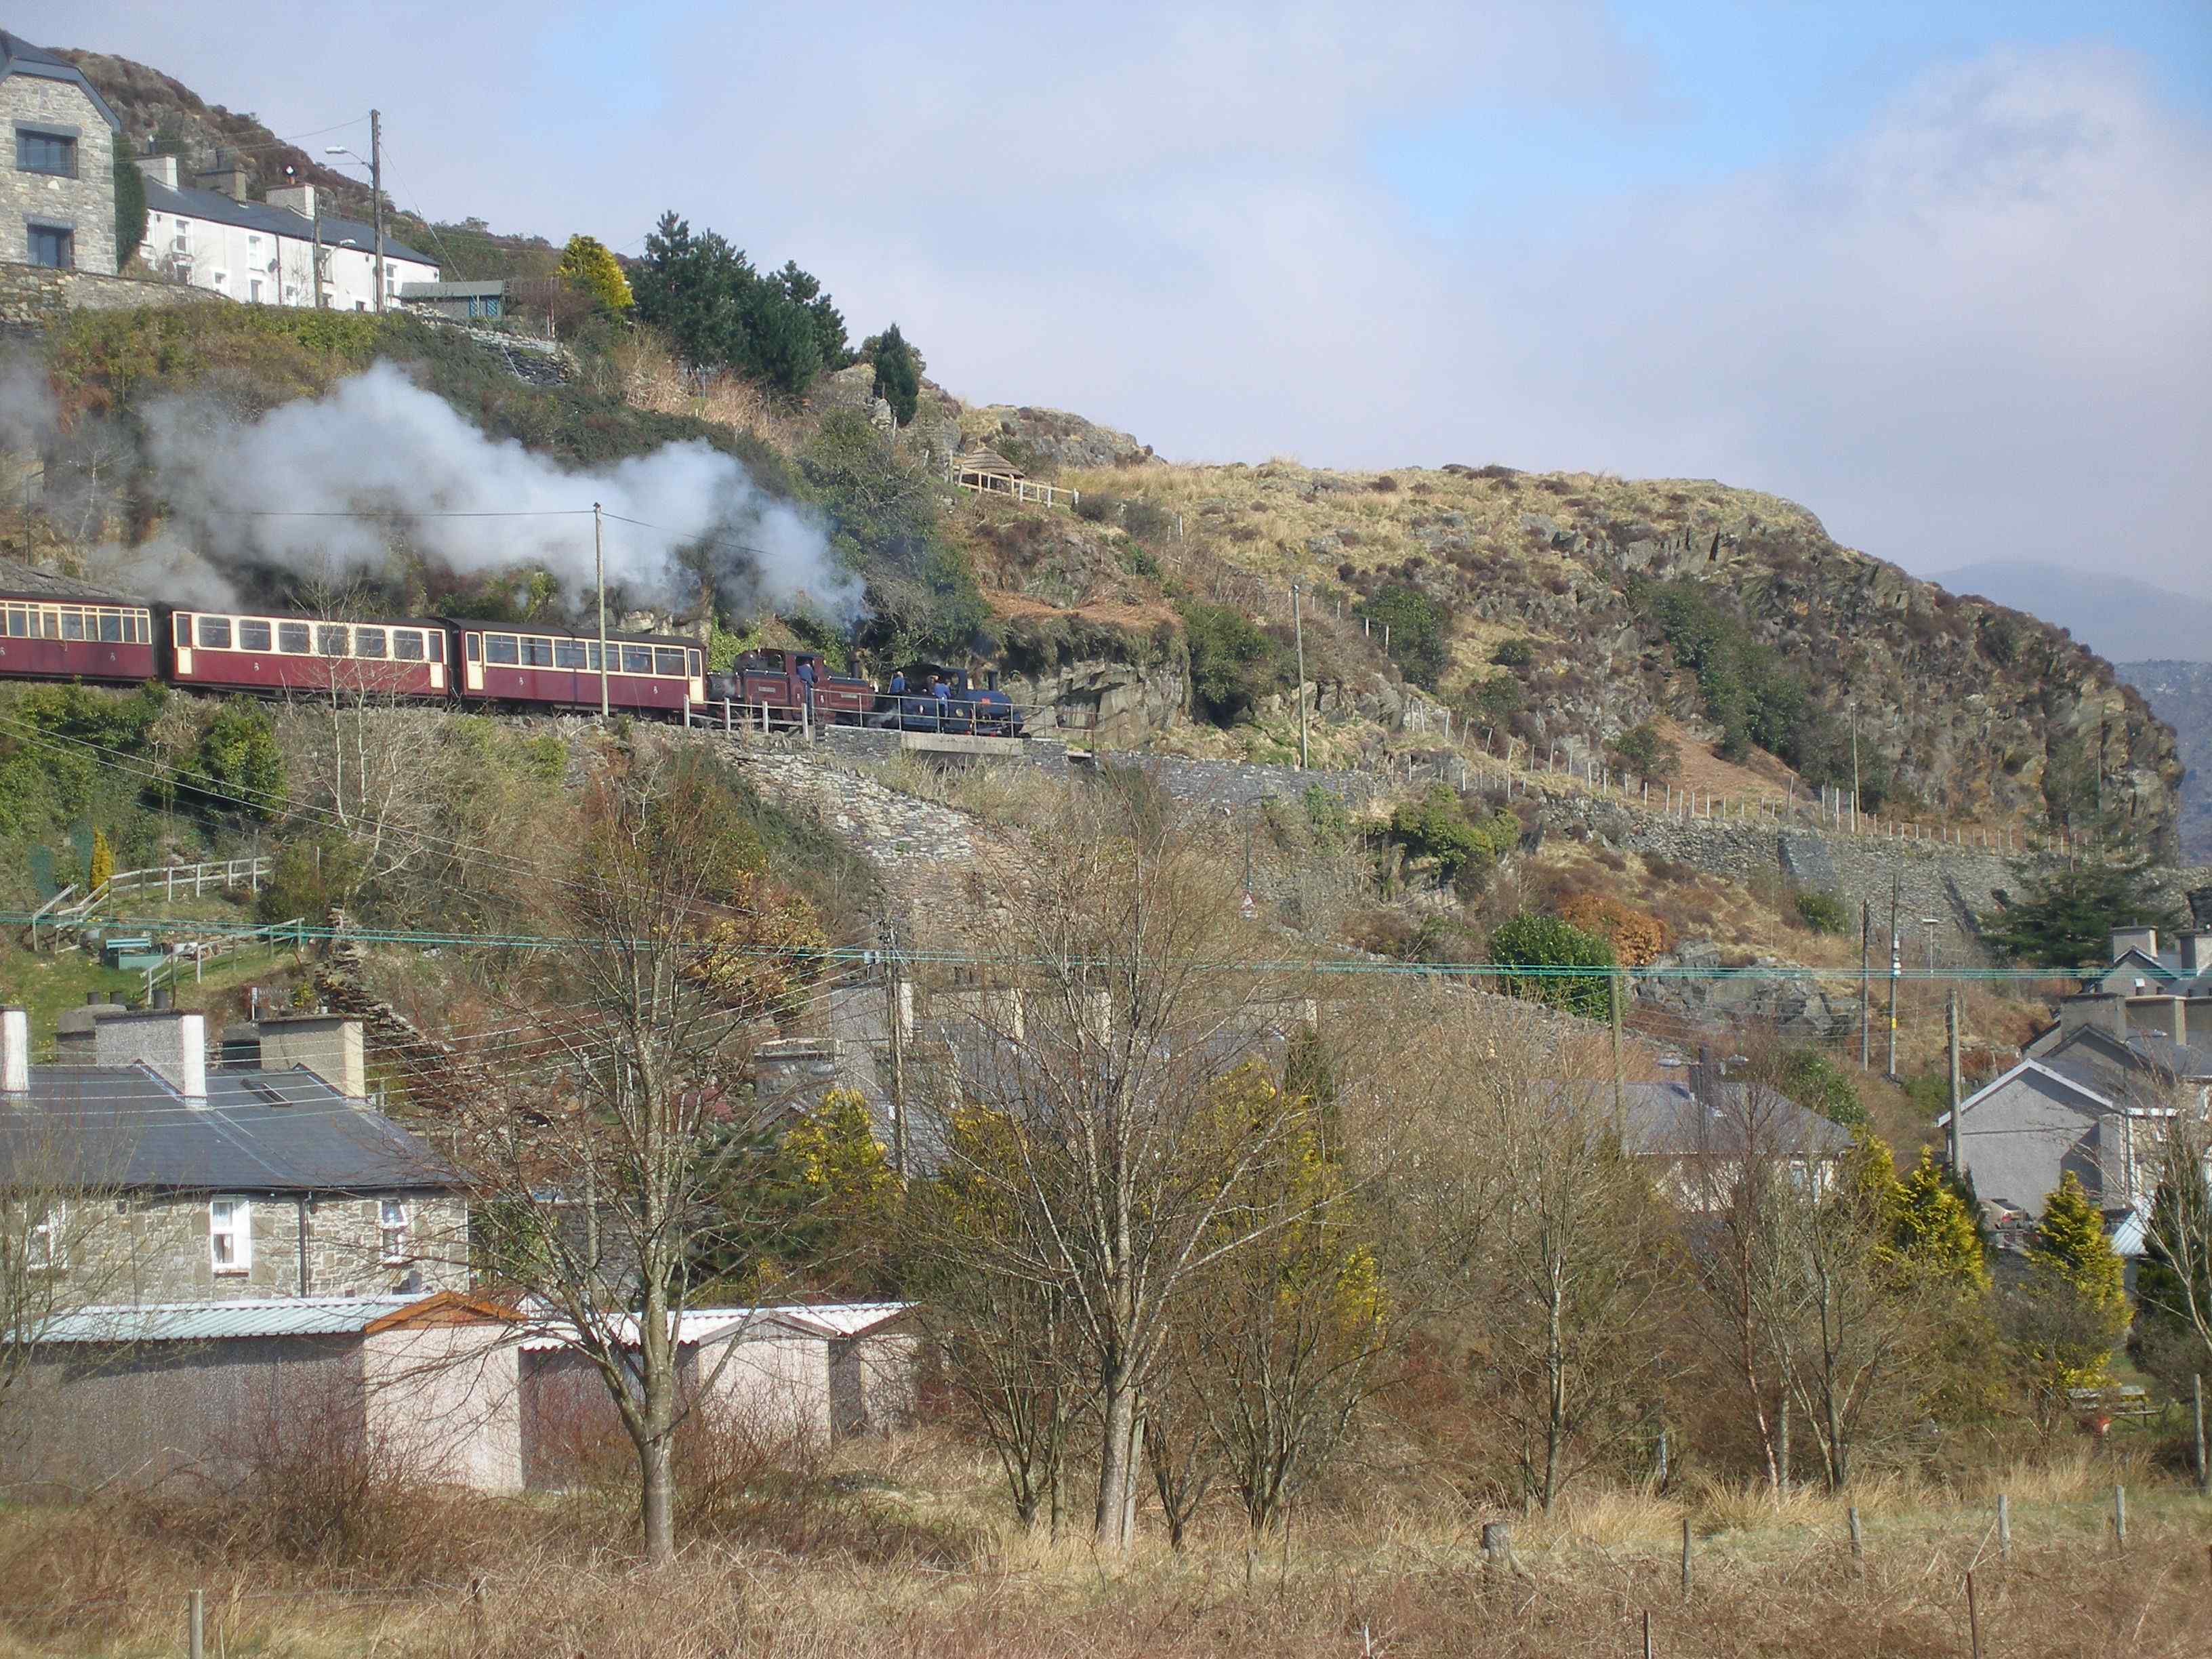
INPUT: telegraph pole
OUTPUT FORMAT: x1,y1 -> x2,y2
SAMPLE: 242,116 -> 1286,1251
1886,873 -> 1901,1079
593,503 -> 609,719
1859,898 -> 1872,1071
1610,972 -> 1626,1132
1291,580 -> 1308,770
884,921 -> 908,1179
369,108 -> 385,314
1946,987 -> 1963,1174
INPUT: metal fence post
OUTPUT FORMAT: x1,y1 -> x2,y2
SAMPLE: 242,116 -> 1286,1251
188,1589 -> 204,1659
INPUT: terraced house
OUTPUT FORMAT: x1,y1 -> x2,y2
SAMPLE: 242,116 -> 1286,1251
0,30 -> 121,273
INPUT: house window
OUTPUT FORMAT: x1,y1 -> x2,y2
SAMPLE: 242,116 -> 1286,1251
26,223 -> 73,270
27,1202 -> 64,1271
15,127 -> 76,177
379,1200 -> 410,1264
249,277 -> 264,304
209,1198 -> 251,1273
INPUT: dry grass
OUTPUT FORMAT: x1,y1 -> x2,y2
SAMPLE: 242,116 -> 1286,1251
3,1446 -> 2206,1659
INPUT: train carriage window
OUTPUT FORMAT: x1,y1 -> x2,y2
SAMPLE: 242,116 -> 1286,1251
653,647 -> 687,676
98,613 -> 123,643
464,634 -> 479,661
317,626 -> 350,657
197,616 -> 232,649
4,607 -> 25,636
173,613 -> 191,647
689,651 -> 703,677
428,632 -> 445,663
554,639 -> 586,669
520,636 -> 554,668
392,630 -> 424,661
39,609 -> 59,640
586,642 -> 602,672
278,622 -> 310,654
621,645 -> 653,675
59,610 -> 84,640
237,619 -> 272,651
486,634 -> 518,665
355,628 -> 387,659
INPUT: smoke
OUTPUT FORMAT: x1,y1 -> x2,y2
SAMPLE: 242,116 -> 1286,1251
132,362 -> 863,623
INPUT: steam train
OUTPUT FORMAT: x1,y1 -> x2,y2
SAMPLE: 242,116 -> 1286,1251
0,571 -> 1026,736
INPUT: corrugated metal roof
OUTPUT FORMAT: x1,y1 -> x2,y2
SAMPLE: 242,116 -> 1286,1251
142,179 -> 435,266
1,1063 -> 459,1194
36,1295 -> 424,1344
517,1302 -> 912,1351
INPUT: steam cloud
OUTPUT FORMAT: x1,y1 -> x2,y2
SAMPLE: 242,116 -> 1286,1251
15,359 -> 861,626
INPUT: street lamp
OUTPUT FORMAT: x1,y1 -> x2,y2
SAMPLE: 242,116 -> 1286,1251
1921,918 -> 1941,975
324,115 -> 384,312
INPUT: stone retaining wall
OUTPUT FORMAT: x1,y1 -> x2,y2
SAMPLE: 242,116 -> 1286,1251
0,262 -> 226,327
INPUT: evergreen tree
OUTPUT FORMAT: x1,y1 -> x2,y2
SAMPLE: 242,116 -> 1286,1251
87,828 -> 114,894
112,154 -> 147,266
2030,1171 -> 2130,1328
869,323 -> 921,426
771,260 -> 852,371
632,211 -> 752,369
1978,861 -> 2184,968
1889,1146 -> 1990,1292
556,232 -> 634,314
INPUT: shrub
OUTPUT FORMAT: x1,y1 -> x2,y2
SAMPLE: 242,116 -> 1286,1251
867,323 -> 920,424
1178,600 -> 1284,726
1121,498 -> 1174,542
1610,720 -> 1679,780
1794,888 -> 1849,935
1355,583 -> 1453,691
1387,785 -> 1519,897
1780,1048 -> 1866,1127
1557,891 -> 1670,966
175,699 -> 285,819
1073,492 -> 1118,523
1486,911 -> 1616,1020
1490,637 -> 1534,669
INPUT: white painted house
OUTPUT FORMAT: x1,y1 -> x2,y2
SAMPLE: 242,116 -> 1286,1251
131,155 -> 436,312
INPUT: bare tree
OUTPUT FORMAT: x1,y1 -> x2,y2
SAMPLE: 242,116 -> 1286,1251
450,742 -> 838,1565
912,776 -> 1326,1549
2139,1090 -> 2212,1374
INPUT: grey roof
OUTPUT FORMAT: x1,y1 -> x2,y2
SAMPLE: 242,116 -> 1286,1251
1616,1080 -> 1856,1159
0,1063 -> 459,1194
0,555 -> 144,605
2041,1025 -> 2212,1095
35,1294 -> 425,1345
142,179 -> 435,267
0,34 -> 123,131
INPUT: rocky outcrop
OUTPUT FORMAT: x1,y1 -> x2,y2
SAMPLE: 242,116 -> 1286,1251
2118,661 -> 2212,862
960,404 -> 1155,473
999,653 -> 1188,746
1637,942 -> 1858,1038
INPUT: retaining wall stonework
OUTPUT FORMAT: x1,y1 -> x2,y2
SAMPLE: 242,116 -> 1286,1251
0,262 -> 226,326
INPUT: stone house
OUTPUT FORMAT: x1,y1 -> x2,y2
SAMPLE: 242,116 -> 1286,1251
2049,925 -> 2212,1047
0,30 -> 121,274
0,1005 -> 469,1307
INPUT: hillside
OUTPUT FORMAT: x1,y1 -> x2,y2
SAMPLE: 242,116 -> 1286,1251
1935,560 -> 2212,665
2118,660 -> 2212,861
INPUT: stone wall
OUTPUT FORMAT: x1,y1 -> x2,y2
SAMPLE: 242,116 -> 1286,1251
0,260 -> 225,325
1120,754 -> 1385,813
0,74 -> 117,273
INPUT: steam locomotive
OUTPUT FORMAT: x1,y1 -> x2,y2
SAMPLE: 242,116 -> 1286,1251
0,567 -> 1027,737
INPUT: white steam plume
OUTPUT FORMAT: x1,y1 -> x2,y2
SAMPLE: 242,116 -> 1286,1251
138,362 -> 861,623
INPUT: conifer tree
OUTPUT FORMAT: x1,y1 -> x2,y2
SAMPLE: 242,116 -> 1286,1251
870,324 -> 921,426
2030,1170 -> 2128,1322
557,233 -> 634,314
87,829 -> 114,895
1889,1146 -> 1990,1292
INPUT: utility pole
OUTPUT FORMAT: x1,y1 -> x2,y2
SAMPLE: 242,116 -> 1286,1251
1859,898 -> 1872,1071
1850,715 -> 1860,834
312,193 -> 325,308
1291,580 -> 1308,770
593,502 -> 609,719
1610,972 -> 1625,1133
884,922 -> 908,1179
1946,987 -> 1963,1174
1887,872 -> 1901,1079
369,108 -> 386,314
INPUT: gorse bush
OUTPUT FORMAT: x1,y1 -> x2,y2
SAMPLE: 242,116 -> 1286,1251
1490,637 -> 1534,669
1794,888 -> 1849,935
1486,910 -> 1616,1020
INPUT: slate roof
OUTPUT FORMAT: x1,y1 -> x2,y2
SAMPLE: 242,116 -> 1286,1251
0,555 -> 144,605
0,33 -> 123,131
2039,1025 -> 2212,1095
0,1062 -> 459,1194
142,179 -> 436,266
1615,1079 -> 1856,1159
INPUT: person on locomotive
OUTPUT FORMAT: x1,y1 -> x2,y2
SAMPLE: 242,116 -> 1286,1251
796,653 -> 816,711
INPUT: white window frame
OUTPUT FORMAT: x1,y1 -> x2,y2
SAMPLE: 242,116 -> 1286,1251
379,1199 -> 411,1265
26,1200 -> 64,1272
209,1197 -> 251,1274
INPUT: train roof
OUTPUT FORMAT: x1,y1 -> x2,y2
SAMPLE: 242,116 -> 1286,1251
436,615 -> 702,649
0,556 -> 146,606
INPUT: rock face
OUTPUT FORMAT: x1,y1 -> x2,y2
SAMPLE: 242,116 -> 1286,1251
961,405 -> 1154,472
2118,661 -> 2212,862
998,653 -> 1189,746
1638,942 -> 1858,1038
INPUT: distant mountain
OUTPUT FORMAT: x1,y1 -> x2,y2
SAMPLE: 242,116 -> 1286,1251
2118,661 -> 2212,863
1931,561 -> 2212,665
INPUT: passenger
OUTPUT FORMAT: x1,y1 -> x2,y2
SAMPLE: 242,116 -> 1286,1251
796,654 -> 816,699
930,674 -> 951,728
888,668 -> 906,718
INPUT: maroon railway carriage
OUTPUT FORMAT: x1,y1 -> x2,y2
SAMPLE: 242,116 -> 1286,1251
451,619 -> 704,714
169,609 -> 451,699
704,649 -> 871,724
0,558 -> 159,685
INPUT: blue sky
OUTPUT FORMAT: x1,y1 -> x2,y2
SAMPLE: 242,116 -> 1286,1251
31,1 -> 2212,599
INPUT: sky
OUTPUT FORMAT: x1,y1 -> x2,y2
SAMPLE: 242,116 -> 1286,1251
33,1 -> 2212,599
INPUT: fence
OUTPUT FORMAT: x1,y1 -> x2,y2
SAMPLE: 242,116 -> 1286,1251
951,467 -> 1082,510
142,916 -> 307,998
27,857 -> 272,949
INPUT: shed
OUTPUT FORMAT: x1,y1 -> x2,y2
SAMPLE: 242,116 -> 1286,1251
8,1291 -> 525,1495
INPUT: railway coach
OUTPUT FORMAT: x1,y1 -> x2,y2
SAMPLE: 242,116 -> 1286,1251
0,561 -> 159,686
452,619 -> 705,714
169,608 -> 452,697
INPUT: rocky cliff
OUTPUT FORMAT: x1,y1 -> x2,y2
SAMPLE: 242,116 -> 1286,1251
2118,661 -> 2212,861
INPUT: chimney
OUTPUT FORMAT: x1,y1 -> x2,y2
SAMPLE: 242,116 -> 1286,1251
2180,933 -> 2212,977
193,155 -> 250,200
1,1006 -> 28,1097
265,183 -> 316,219
56,995 -> 128,1061
134,153 -> 179,190
95,1010 -> 207,1102
2109,926 -> 2158,964
257,1014 -> 367,1100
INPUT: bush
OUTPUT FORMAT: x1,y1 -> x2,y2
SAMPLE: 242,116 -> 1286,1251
1121,498 -> 1174,542
1557,891 -> 1670,966
1073,492 -> 1118,523
1794,888 -> 1849,935
1387,785 -> 1519,897
1486,911 -> 1616,1020
1610,720 -> 1679,781
1490,637 -> 1534,669
1179,600 -> 1284,726
1780,1048 -> 1866,1126
1632,577 -> 1842,781
1355,583 -> 1453,691
175,699 -> 285,819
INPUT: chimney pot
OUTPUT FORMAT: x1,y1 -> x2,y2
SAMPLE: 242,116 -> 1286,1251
1,1006 -> 28,1097
134,153 -> 179,190
94,1010 -> 207,1101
